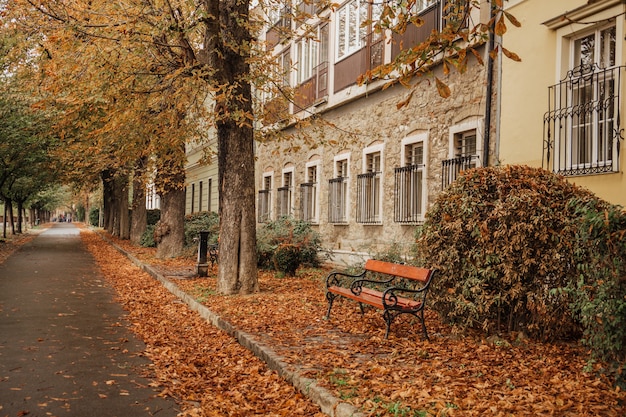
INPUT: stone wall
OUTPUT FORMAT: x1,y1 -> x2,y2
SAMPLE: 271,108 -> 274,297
255,54 -> 494,264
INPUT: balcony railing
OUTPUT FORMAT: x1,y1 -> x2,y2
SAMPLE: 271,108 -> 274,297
441,155 -> 479,189
543,64 -> 623,176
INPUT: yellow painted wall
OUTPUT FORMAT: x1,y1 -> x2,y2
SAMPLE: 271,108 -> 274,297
500,0 -> 626,207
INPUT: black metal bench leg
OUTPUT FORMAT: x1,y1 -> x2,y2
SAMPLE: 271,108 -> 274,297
420,310 -> 429,341
325,292 -> 335,320
383,310 -> 393,339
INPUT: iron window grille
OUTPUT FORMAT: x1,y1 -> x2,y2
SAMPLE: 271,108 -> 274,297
356,171 -> 382,224
543,63 -> 623,176
394,164 -> 424,224
328,177 -> 348,223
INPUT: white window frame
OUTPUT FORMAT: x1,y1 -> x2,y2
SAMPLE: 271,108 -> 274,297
565,24 -> 617,171
296,33 -> 319,85
358,144 -> 384,224
396,134 -> 428,223
303,160 -> 321,224
278,167 -> 295,217
335,0 -> 373,62
329,153 -> 351,224
259,171 -> 274,223
549,5 -> 623,176
448,120 -> 483,161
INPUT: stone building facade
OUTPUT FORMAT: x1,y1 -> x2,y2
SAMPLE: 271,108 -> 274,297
255,1 -> 497,265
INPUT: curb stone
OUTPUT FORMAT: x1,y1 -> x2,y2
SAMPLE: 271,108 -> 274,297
99,233 -> 364,417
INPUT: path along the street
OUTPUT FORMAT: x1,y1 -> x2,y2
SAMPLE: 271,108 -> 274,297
0,223 -> 179,417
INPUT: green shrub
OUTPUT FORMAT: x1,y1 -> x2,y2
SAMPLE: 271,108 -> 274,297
257,216 -> 322,275
417,165 -> 602,340
146,209 -> 161,226
140,224 -> 157,247
568,199 -> 626,374
184,211 -> 219,248
88,208 -> 99,227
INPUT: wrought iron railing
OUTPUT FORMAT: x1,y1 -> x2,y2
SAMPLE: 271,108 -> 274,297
356,172 -> 381,224
257,189 -> 271,223
328,177 -> 348,223
441,155 -> 479,189
300,182 -> 317,222
277,186 -> 292,217
394,164 -> 424,224
543,64 -> 623,176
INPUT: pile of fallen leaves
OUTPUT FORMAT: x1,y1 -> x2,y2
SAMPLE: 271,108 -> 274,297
93,229 -> 625,416
79,229 -> 324,417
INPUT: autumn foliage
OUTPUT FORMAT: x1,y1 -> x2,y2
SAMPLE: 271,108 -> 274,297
416,165 -> 615,341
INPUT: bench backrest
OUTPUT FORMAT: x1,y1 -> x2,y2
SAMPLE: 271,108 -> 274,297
364,259 -> 434,283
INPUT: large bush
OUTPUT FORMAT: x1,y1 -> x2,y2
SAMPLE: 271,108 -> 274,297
417,165 -> 604,340
568,198 -> 626,373
257,216 -> 322,276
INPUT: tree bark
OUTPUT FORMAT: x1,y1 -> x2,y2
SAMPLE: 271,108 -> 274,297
210,0 -> 258,295
101,170 -> 114,233
154,144 -> 186,259
130,158 -> 148,245
118,175 -> 130,239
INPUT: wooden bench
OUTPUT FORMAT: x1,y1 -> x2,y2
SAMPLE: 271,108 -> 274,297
325,259 -> 436,339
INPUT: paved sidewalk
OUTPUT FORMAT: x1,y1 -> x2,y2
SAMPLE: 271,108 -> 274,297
0,223 -> 179,417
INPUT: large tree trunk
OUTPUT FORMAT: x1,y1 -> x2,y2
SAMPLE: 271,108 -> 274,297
130,158 -> 148,245
154,145 -> 186,259
217,122 -> 258,294
211,0 -> 258,295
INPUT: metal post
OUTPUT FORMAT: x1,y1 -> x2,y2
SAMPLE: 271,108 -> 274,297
197,231 -> 210,277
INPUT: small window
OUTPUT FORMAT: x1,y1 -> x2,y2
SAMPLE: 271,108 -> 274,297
277,170 -> 294,217
395,139 -> 426,223
301,162 -> 320,223
258,174 -> 273,223
329,154 -> 350,223
357,147 -> 383,224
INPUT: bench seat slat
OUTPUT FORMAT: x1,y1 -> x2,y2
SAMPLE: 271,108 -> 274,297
328,286 -> 422,311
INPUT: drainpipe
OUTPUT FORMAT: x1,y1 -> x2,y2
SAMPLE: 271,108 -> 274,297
483,4 -> 496,167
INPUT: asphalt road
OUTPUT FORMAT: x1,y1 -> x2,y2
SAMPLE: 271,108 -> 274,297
0,223 -> 179,417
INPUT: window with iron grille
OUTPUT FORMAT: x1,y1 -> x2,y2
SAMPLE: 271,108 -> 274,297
258,174 -> 272,223
357,150 -> 382,224
277,170 -> 293,217
442,129 -> 480,188
395,141 -> 425,223
544,23 -> 621,176
300,163 -> 319,223
328,157 -> 349,223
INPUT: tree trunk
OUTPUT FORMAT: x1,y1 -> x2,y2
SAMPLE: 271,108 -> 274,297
2,202 -> 7,239
101,170 -> 115,233
217,122 -> 258,294
7,200 -> 15,235
16,201 -> 23,234
212,0 -> 258,295
118,175 -> 130,239
154,145 -> 186,259
130,158 -> 148,245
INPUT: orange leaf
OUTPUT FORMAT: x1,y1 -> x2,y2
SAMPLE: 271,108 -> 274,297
435,77 -> 451,98
502,47 -> 522,62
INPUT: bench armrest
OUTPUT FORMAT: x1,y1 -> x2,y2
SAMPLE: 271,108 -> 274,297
381,273 -> 434,309
325,270 -> 367,289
